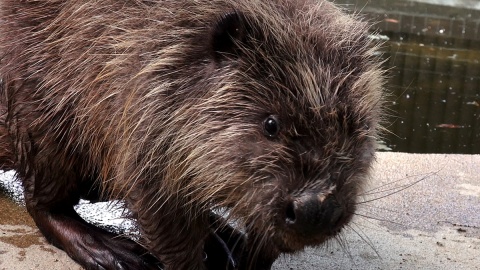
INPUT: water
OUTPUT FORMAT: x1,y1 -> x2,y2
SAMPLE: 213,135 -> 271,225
382,34 -> 480,154
338,0 -> 480,154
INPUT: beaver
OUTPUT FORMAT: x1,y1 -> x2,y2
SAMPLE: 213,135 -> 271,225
0,0 -> 384,269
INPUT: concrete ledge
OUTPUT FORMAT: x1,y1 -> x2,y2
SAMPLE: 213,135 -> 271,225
0,153 -> 479,269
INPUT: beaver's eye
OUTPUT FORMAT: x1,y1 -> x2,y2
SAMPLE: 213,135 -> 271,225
263,115 -> 280,137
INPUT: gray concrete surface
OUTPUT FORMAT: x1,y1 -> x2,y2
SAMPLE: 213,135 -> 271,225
0,152 -> 479,269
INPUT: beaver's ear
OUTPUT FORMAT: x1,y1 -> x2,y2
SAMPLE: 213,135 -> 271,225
211,11 -> 248,61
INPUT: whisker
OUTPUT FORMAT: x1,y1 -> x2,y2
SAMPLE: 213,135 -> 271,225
352,212 -> 405,227
333,232 -> 354,262
361,171 -> 437,195
358,172 -> 438,204
347,223 -> 381,259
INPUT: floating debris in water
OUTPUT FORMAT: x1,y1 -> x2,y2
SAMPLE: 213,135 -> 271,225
436,124 -> 464,129
369,34 -> 390,41
466,101 -> 479,107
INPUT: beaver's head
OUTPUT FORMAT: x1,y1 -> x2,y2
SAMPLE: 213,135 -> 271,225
146,0 -> 384,256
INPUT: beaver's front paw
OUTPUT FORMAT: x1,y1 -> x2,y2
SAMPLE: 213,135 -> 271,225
204,214 -> 246,270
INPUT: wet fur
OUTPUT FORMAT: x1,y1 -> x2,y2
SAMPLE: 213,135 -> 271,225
0,0 -> 383,269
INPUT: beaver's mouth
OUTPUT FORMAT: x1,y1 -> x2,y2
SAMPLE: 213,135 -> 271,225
273,217 -> 351,253
268,195 -> 355,253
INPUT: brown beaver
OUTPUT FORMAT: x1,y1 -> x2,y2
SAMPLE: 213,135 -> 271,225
0,0 -> 384,269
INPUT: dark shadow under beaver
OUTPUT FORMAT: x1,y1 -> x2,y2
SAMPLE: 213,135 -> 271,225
0,0 -> 384,269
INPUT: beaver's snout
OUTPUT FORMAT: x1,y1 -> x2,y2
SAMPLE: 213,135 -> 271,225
285,194 -> 346,237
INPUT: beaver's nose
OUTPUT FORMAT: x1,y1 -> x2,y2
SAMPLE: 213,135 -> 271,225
285,194 -> 344,236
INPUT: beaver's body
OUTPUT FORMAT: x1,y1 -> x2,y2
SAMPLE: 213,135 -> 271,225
0,0 -> 383,269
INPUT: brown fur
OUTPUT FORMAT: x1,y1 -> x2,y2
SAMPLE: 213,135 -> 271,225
0,0 -> 384,269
